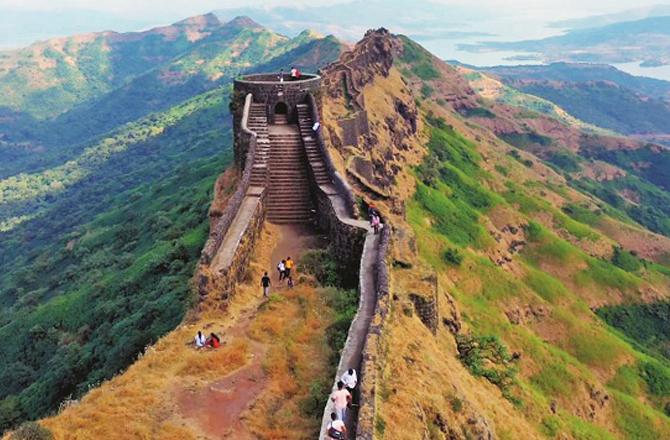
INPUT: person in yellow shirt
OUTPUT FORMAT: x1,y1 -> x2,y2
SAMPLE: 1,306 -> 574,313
284,256 -> 294,279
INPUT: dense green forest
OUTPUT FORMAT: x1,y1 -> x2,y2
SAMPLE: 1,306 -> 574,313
0,88 -> 232,430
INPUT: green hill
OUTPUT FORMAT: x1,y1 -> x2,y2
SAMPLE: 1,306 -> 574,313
0,18 -> 342,432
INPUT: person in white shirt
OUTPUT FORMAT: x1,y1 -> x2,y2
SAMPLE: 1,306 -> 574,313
327,411 -> 347,439
341,368 -> 357,393
194,331 -> 206,349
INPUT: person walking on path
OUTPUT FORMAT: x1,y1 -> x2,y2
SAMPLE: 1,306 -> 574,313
261,272 -> 271,298
341,368 -> 358,394
327,412 -> 347,439
284,256 -> 294,279
277,260 -> 286,281
330,381 -> 352,421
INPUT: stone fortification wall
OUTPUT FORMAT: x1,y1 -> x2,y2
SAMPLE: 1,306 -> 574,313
198,94 -> 266,301
355,225 -> 391,440
306,93 -> 358,219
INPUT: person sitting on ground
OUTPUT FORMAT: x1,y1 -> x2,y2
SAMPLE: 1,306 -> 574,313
194,330 -> 206,349
277,260 -> 286,281
327,411 -> 347,439
284,256 -> 294,279
330,380 -> 352,421
261,272 -> 271,298
341,368 -> 358,393
205,333 -> 221,349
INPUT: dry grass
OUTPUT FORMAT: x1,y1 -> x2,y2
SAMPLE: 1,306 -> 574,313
35,223 -> 336,440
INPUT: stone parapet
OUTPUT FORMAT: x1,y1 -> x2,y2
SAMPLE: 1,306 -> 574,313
306,93 -> 359,219
234,73 -> 321,125
201,93 -> 258,266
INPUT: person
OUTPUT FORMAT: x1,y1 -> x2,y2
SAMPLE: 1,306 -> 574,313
327,411 -> 347,439
341,368 -> 357,394
205,332 -> 221,349
367,203 -> 379,219
194,331 -> 206,349
277,260 -> 286,281
371,214 -> 381,234
284,256 -> 294,279
287,276 -> 294,289
278,68 -> 284,83
261,272 -> 271,298
290,66 -> 301,80
330,381 -> 352,421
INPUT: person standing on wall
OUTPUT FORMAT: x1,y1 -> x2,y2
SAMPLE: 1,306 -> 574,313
261,272 -> 271,298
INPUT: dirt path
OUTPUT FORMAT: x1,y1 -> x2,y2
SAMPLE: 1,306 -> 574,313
177,224 -> 325,439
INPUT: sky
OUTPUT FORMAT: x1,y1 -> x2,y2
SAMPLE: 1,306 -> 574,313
2,0 -> 670,23
2,0 -> 670,65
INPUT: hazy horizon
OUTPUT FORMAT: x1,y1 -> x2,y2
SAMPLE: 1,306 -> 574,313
2,0 -> 670,80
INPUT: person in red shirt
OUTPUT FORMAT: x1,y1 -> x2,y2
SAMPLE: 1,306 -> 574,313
205,333 -> 221,349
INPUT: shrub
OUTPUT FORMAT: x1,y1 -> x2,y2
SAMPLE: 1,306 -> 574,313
11,422 -> 53,440
443,248 -> 464,266
299,249 -> 342,287
611,246 -> 642,273
299,379 -> 330,419
456,334 -> 519,403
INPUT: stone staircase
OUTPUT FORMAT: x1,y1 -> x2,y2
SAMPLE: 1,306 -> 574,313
296,104 -> 331,186
248,103 -> 270,188
267,123 -> 315,224
274,113 -> 288,125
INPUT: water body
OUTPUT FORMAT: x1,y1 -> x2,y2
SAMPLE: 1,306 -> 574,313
612,62 -> 670,82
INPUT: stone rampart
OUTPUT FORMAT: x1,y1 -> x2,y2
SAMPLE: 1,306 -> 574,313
199,94 -> 266,301
306,93 -> 359,219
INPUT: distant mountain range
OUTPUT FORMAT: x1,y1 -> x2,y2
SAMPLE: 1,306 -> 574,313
550,4 -> 670,29
0,14 -> 344,179
460,16 -> 670,68
477,63 -> 670,138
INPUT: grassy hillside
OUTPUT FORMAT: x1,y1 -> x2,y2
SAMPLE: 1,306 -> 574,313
0,87 -> 232,431
320,30 -> 670,439
478,63 -> 670,136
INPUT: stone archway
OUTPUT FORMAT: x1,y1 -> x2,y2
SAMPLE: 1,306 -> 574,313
274,102 -> 288,115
